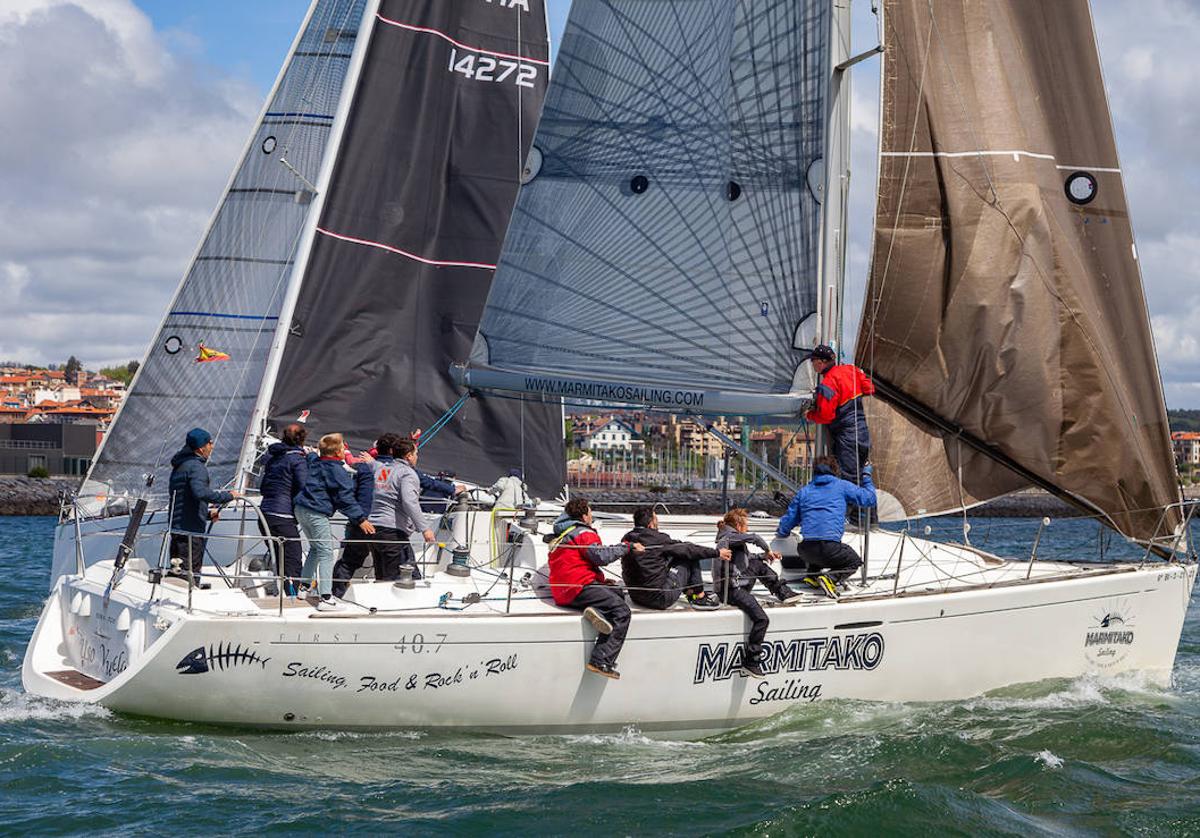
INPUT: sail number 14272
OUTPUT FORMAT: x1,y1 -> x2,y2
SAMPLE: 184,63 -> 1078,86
448,48 -> 538,88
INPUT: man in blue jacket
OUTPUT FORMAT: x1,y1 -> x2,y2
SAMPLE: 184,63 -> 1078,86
776,455 -> 877,598
168,427 -> 240,588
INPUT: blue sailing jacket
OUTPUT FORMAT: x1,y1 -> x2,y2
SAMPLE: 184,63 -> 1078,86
293,454 -> 368,524
777,464 -> 877,542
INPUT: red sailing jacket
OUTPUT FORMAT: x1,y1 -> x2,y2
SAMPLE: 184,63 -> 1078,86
806,364 -> 876,425
548,525 -> 607,605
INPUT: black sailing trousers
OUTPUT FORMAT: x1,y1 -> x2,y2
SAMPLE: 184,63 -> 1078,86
263,513 -> 303,586
566,583 -> 630,667
331,525 -> 413,598
713,556 -> 791,665
785,539 -> 863,584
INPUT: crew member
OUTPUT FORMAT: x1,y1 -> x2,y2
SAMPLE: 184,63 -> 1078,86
621,506 -> 725,610
168,427 -> 240,588
548,498 -> 643,680
714,509 -> 803,678
776,455 -> 878,598
806,344 -> 875,484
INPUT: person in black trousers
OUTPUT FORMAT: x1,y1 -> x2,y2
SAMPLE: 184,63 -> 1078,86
714,508 -> 801,678
257,423 -> 309,594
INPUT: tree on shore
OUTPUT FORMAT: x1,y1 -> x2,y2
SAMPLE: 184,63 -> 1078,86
64,356 -> 82,385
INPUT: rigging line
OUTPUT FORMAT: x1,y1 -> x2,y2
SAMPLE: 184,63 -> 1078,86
418,393 -> 472,450
921,2 -> 1159,454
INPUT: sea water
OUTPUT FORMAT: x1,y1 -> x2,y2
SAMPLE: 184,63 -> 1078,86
1,514 -> 1198,834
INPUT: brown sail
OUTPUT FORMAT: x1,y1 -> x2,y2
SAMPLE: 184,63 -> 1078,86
856,0 -> 1181,541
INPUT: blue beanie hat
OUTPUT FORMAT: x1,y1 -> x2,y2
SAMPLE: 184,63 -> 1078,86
186,427 -> 212,450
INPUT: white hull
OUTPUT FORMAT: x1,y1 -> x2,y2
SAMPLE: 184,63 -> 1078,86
23,510 -> 1198,736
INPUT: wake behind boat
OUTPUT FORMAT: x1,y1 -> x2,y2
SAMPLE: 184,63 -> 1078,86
22,0 -> 1198,734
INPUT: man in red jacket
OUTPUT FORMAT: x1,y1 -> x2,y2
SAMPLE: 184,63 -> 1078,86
549,498 -> 643,680
806,344 -> 875,484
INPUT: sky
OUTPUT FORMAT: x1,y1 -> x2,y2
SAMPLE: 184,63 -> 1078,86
0,1 -> 1198,406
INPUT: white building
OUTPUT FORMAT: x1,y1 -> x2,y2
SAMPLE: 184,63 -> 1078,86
581,418 -> 643,454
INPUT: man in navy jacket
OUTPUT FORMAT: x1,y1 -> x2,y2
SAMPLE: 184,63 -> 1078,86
776,455 -> 877,597
257,423 -> 309,591
168,427 -> 239,587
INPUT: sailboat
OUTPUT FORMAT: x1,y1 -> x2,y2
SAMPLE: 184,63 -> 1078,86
23,0 -> 1196,736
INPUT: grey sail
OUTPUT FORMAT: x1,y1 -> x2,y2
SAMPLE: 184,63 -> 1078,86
82,0 -> 370,507
463,0 -> 831,414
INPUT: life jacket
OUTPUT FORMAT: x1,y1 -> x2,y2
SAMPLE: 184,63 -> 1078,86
548,522 -> 606,605
806,364 -> 875,431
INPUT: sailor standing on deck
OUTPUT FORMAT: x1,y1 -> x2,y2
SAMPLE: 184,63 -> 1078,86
168,427 -> 240,588
806,344 -> 875,485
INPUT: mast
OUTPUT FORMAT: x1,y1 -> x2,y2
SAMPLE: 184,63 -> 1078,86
819,0 -> 853,353
235,0 -> 383,487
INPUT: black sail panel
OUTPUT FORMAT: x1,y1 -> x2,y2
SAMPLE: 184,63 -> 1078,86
270,0 -> 565,496
857,0 -> 1180,541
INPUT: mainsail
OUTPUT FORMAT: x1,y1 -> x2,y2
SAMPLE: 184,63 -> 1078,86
460,0 -> 838,416
267,0 -> 566,496
857,0 -> 1181,541
82,0 -> 371,506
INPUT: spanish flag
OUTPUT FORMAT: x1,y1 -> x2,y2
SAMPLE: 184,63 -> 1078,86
196,342 -> 230,363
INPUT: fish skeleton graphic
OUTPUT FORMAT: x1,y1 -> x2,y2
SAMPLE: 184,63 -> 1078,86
176,642 -> 271,675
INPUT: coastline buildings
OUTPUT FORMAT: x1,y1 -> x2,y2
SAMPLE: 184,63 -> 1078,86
0,365 -> 125,475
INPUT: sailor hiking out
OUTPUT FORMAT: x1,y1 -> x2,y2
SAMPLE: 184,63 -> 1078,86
620,506 -> 724,610
548,498 -> 643,680
714,509 -> 803,678
777,455 -> 878,598
806,344 -> 875,484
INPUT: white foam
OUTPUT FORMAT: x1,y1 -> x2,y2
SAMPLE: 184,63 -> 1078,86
0,689 -> 111,723
563,725 -> 698,749
1034,749 -> 1064,769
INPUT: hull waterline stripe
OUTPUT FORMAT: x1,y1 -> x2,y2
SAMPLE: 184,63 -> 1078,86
375,14 -> 550,66
315,227 -> 497,270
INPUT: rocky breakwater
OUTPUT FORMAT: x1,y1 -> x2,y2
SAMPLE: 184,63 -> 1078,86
0,477 -> 77,516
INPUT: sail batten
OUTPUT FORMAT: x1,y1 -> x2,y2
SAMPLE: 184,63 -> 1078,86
858,0 -> 1181,542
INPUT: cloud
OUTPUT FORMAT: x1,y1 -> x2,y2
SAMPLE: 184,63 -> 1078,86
0,0 -> 257,368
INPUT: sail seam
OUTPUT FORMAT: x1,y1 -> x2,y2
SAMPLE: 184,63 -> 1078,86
375,13 -> 550,66
314,226 -> 496,270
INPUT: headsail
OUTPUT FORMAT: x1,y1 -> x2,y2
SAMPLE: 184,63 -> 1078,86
460,0 -> 834,415
81,0 -> 371,507
857,0 -> 1181,541
267,0 -> 566,496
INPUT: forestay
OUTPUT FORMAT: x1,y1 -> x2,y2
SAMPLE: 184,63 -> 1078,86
268,0 -> 565,497
81,0 -> 370,508
857,0 -> 1181,541
464,0 -> 831,414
